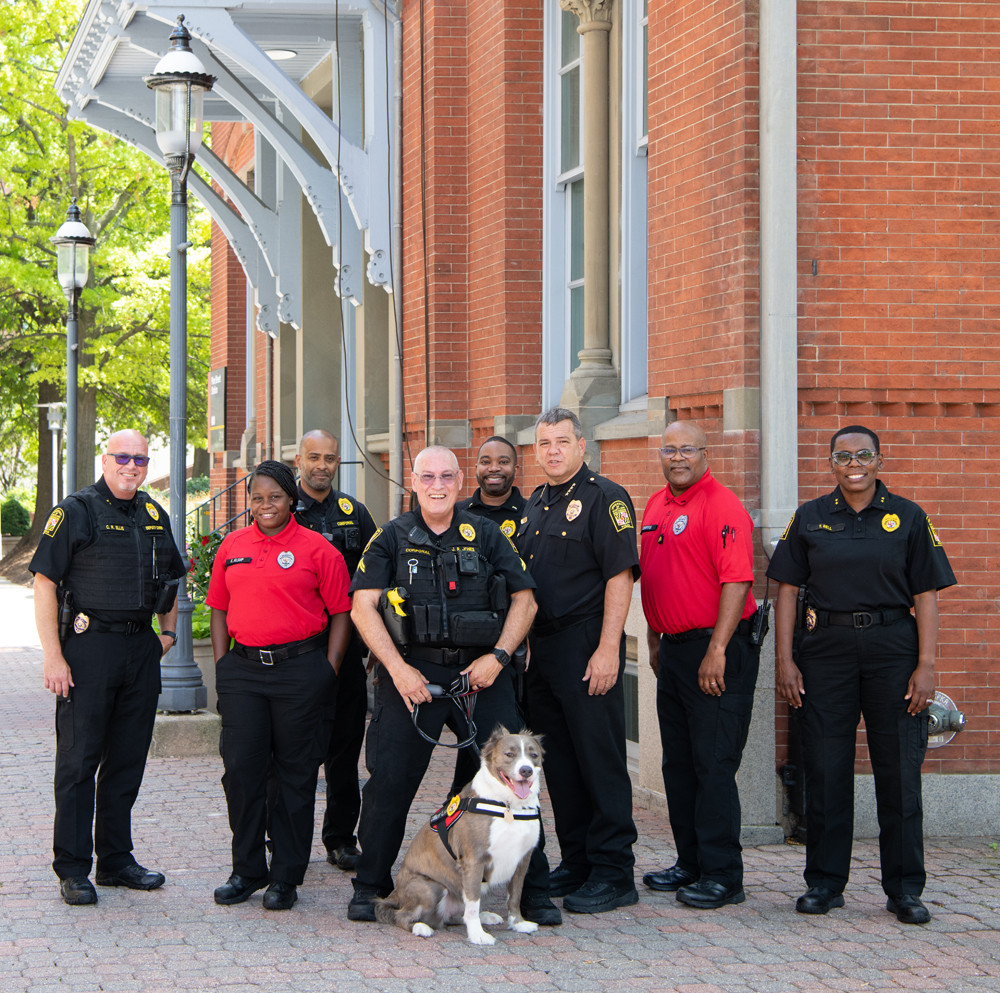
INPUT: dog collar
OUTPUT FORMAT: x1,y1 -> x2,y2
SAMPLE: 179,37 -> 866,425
430,795 -> 540,860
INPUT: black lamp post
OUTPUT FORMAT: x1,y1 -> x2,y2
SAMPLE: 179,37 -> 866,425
145,14 -> 215,712
50,199 -> 94,495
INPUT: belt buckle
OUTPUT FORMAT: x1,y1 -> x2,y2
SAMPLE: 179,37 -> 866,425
852,611 -> 874,629
260,650 -> 275,666
443,648 -> 459,666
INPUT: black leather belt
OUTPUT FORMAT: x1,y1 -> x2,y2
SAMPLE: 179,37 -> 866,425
661,618 -> 752,644
407,646 -> 485,668
81,619 -> 149,636
816,607 -> 910,629
233,631 -> 327,665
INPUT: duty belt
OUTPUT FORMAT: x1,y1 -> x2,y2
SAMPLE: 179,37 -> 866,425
407,646 -> 485,668
661,618 -> 752,644
74,618 -> 149,636
816,606 -> 910,629
233,630 -> 328,665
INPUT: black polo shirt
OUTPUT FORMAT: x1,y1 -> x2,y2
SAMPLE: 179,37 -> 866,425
517,463 -> 640,626
455,485 -> 525,540
766,481 -> 956,612
30,477 -> 185,623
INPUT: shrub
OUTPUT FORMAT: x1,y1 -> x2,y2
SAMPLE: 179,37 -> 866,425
1,497 -> 31,536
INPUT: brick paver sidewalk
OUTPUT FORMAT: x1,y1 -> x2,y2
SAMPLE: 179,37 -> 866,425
1,645 -> 998,992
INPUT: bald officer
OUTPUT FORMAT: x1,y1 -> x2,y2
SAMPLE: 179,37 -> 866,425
31,429 -> 184,906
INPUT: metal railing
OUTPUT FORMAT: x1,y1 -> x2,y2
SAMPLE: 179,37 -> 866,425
186,474 -> 251,538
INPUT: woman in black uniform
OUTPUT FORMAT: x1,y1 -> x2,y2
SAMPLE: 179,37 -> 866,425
206,461 -> 353,910
767,426 -> 955,924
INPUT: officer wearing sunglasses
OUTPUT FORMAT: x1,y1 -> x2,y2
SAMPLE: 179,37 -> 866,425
30,430 -> 185,906
766,425 -> 955,925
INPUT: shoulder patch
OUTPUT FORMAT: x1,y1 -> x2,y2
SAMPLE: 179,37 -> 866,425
43,508 -> 64,537
362,527 -> 383,554
780,513 -> 795,541
926,516 -> 943,547
609,500 -> 634,532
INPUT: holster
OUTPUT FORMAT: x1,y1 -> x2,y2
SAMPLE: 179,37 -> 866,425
379,587 -> 411,650
154,578 -> 180,615
58,589 -> 74,646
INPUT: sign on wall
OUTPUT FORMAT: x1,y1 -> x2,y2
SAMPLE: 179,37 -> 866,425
209,367 -> 226,453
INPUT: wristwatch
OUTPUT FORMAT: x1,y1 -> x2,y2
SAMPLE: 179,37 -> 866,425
161,630 -> 177,644
492,648 -> 511,668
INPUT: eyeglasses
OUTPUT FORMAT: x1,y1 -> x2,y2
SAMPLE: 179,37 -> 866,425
658,446 -> 706,459
416,472 -> 459,486
831,450 -> 877,467
109,453 -> 150,467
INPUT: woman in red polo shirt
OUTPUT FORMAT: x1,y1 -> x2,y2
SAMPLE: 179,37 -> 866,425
206,460 -> 352,911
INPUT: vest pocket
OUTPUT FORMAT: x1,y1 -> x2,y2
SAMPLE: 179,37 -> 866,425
449,611 -> 502,648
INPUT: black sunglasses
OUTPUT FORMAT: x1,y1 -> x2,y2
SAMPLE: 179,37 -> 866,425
109,453 -> 150,467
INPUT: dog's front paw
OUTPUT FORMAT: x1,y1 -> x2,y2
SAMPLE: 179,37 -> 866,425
411,922 -> 434,937
467,929 -> 496,945
479,911 -> 504,926
508,918 -> 538,933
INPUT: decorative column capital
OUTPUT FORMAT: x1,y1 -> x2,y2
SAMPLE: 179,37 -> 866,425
560,0 -> 614,31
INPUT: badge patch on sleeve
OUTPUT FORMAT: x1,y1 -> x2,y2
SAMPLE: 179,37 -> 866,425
339,497 -> 354,516
882,513 -> 901,532
43,508 -> 64,537
609,500 -> 633,532
500,519 -> 516,538
926,516 -> 943,547
145,502 -> 160,521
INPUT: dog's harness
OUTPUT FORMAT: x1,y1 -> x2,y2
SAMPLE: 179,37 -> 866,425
430,794 -> 541,861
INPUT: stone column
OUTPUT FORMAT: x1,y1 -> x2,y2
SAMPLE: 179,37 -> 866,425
560,0 -> 619,459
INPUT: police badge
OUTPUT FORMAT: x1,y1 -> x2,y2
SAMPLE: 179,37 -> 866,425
565,499 -> 582,522
459,523 -> 476,541
672,515 -> 689,536
500,519 -> 516,538
277,551 -> 295,569
73,613 -> 90,634
145,502 -> 159,521
805,607 -> 817,632
339,497 -> 354,515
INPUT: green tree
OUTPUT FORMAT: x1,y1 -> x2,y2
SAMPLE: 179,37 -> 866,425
0,0 -> 211,577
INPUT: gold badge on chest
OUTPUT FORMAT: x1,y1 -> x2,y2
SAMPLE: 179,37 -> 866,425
565,499 -> 582,522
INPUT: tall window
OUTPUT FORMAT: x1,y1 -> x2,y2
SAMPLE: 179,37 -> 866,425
560,10 -> 584,374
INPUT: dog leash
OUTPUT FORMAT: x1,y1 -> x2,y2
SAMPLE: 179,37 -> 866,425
410,674 -> 481,753
430,795 -> 541,860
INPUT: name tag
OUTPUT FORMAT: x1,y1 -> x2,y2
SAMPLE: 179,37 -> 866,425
225,557 -> 252,567
104,524 -> 127,532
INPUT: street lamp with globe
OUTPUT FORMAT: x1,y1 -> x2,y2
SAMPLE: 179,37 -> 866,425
144,14 -> 215,712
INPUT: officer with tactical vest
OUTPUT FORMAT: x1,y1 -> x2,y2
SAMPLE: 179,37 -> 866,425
346,446 -> 557,924
290,429 -> 378,871
31,430 -> 184,906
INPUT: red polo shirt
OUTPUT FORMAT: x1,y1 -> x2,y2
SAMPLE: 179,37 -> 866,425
640,469 -> 756,635
206,516 -> 351,647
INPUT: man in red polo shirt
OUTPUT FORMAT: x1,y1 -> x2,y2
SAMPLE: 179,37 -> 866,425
640,421 -> 760,910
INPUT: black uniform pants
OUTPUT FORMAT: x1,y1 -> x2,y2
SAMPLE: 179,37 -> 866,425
528,616 -> 637,886
217,648 -> 335,885
798,622 -> 928,897
53,627 -> 161,880
656,630 -> 760,888
320,636 -> 368,851
356,660 -> 550,896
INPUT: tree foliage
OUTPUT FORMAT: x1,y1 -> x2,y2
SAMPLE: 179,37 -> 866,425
0,0 -> 211,496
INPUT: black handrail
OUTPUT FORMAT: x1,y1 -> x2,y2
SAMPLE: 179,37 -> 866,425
186,474 -> 250,538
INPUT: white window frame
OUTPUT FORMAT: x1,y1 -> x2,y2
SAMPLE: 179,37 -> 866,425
620,0 -> 649,406
542,4 -> 585,408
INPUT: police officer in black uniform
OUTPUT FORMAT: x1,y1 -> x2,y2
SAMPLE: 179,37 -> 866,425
519,408 -> 640,915
456,435 -> 526,541
346,445 -> 557,923
291,429 -> 378,871
767,425 -> 956,924
31,429 -> 184,906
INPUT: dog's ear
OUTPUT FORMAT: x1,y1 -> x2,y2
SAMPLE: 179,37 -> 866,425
482,724 -> 507,760
522,730 -> 545,758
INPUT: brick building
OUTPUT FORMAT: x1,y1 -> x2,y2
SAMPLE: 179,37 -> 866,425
61,0 -> 999,834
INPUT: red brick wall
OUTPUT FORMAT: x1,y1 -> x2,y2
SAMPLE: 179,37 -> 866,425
797,1 -> 1000,773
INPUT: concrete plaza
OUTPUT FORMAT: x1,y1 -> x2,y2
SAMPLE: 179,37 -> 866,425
1,580 -> 998,992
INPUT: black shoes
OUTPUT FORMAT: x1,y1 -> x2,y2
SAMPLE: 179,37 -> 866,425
547,864 -> 589,899
796,886 -> 845,915
676,879 -> 745,909
887,894 -> 930,924
348,881 -> 388,921
214,874 -> 269,906
519,893 -> 563,926
263,881 -> 298,911
60,876 -> 98,906
643,864 -> 698,892
327,845 -> 361,871
95,864 -> 165,891
563,879 -> 639,914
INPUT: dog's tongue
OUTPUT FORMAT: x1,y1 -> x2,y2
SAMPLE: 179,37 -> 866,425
513,779 -> 532,800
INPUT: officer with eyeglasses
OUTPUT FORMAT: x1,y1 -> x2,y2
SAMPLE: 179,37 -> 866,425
766,425 -> 956,924
346,445 -> 556,923
639,420 -> 761,910
30,430 -> 185,906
